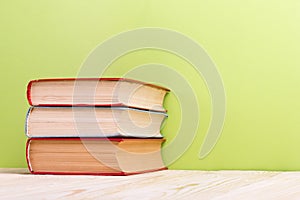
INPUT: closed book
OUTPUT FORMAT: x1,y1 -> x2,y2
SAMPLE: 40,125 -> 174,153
26,138 -> 167,175
25,106 -> 167,138
27,78 -> 169,112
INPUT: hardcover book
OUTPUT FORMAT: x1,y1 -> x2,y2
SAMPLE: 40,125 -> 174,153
26,106 -> 167,138
26,138 -> 167,175
27,78 -> 169,112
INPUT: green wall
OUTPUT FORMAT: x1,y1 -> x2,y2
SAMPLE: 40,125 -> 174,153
1,0 -> 300,170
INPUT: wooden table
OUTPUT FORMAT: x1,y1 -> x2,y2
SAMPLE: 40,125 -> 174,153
1,168 -> 300,199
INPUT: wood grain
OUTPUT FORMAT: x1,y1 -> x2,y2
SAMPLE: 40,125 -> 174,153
1,169 -> 300,200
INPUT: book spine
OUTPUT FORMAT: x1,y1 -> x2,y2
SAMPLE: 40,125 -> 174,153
24,107 -> 33,138
25,139 -> 33,173
26,80 -> 34,106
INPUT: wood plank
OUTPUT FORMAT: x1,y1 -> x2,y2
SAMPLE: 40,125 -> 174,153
0,169 -> 300,199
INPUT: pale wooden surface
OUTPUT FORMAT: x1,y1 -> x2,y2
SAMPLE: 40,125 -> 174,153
1,169 -> 300,200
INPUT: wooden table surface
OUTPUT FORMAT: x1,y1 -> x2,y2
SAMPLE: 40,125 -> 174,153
1,168 -> 300,200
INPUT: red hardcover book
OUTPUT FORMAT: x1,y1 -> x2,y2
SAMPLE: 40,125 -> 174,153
27,78 -> 169,112
26,138 -> 167,176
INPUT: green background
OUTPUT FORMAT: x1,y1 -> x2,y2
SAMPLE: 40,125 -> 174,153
1,0 -> 300,170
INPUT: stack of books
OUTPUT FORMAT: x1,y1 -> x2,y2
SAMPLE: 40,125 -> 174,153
25,78 -> 169,175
